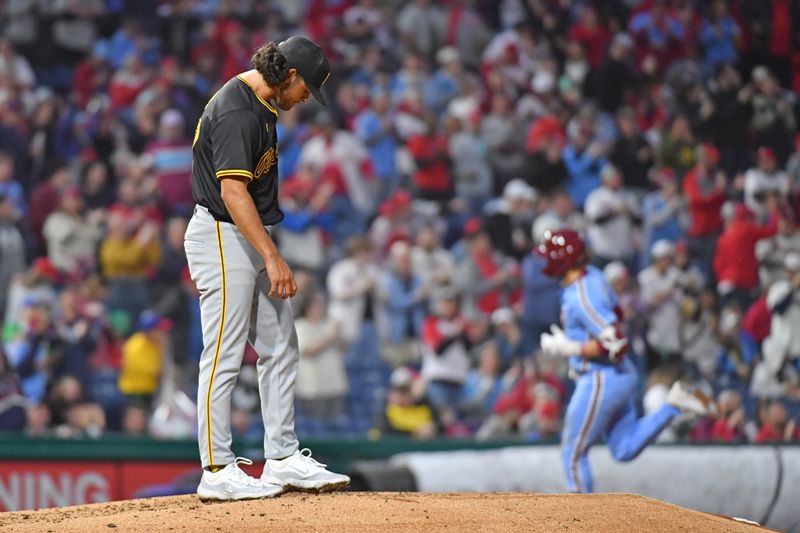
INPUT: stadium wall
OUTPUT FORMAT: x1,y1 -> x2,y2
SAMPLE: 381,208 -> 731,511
0,434 -> 798,533
390,445 -> 800,533
0,435 -> 528,511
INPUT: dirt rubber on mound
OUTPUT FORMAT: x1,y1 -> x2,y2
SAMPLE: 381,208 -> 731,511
0,492 -> 770,532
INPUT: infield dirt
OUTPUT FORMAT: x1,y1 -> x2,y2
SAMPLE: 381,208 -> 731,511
0,492 -> 770,532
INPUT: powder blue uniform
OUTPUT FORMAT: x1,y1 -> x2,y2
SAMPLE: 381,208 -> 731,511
560,266 -> 679,493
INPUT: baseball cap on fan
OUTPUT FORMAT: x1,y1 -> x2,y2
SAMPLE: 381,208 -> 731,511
278,36 -> 331,106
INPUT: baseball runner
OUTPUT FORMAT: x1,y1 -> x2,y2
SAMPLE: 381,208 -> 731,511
185,36 -> 349,501
537,229 -> 714,493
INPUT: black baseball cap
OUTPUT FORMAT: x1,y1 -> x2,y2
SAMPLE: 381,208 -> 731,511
277,36 -> 331,106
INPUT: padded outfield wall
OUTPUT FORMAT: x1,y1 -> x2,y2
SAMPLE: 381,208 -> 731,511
0,435 -> 796,532
390,446 -> 800,533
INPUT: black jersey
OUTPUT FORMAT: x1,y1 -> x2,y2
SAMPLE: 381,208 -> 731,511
191,75 -> 283,225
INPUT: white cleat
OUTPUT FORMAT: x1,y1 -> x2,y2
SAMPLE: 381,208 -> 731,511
666,382 -> 717,417
198,457 -> 284,502
263,448 -> 350,493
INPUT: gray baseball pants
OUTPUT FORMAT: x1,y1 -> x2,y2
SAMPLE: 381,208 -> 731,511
184,204 -> 299,469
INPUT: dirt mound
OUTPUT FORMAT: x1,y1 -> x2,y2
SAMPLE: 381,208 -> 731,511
0,492 -> 768,532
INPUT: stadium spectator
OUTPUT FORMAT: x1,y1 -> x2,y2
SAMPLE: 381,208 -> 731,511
691,389 -> 750,443
755,401 -> 800,443
53,286 -> 97,390
482,93 -> 526,192
420,287 -> 471,423
109,53 -> 152,112
0,151 -> 25,219
410,223 -> 456,300
353,89 -> 398,194
531,189 -> 586,240
756,209 -> 800,286
375,366 -> 437,439
99,211 -> 161,323
369,189 -> 414,259
750,280 -> 800,400
476,358 -> 564,441
683,143 -> 727,276
397,0 -> 444,60
704,64 -> 750,175
680,288 -> 723,381
629,0 -> 686,76
299,111 -> 375,217
0,194 -> 25,310
406,114 -> 453,203
490,307 -> 525,369
43,186 -> 103,275
4,259 -> 59,331
29,164 -> 71,253
118,311 -> 171,406
674,240 -> 704,287
153,217 -> 188,291
0,347 -> 27,431
641,169 -> 686,268
460,341 -> 507,427
761,268 -> 800,379
0,38 -> 35,90
456,220 -> 519,317
525,112 -> 569,196
593,32 -> 637,113
425,46 -> 466,116
294,291 -> 348,421
743,147 -> 790,220
47,375 -> 105,438
520,224 -> 562,353
393,86 -> 428,142
378,241 -> 426,367
609,107 -> 656,192
561,120 -> 607,209
121,403 -> 148,436
699,1 -> 741,75
567,6 -> 609,69
5,300 -> 59,404
660,115 -> 697,181
484,179 -> 536,262
713,204 -> 777,309
747,66 -> 796,162
639,240 -> 682,370
80,160 -> 116,211
275,172 -> 335,274
741,294 -> 772,367
25,403 -> 51,437
521,382 -> 562,443
584,164 -> 640,269
326,237 -> 379,345
448,114 -> 493,214
144,109 -> 193,216
603,262 -> 630,303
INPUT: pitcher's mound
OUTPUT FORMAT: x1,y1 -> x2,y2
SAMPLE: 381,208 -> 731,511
0,492 -> 769,532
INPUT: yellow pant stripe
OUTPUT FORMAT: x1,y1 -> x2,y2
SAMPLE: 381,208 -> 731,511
206,221 -> 227,467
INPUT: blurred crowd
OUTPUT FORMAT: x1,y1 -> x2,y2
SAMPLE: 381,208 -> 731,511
0,0 -> 799,445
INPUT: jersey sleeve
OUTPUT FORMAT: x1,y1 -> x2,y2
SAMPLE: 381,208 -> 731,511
210,110 -> 262,182
574,276 -> 618,337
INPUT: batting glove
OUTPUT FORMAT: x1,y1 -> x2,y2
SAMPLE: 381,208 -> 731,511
597,325 -> 628,362
540,325 -> 582,358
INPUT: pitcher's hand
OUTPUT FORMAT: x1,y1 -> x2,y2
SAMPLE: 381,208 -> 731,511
265,255 -> 296,299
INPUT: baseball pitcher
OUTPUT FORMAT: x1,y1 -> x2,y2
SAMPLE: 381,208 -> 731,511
185,36 -> 349,501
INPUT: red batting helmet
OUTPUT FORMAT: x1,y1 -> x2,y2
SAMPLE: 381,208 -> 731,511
537,229 -> 586,278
